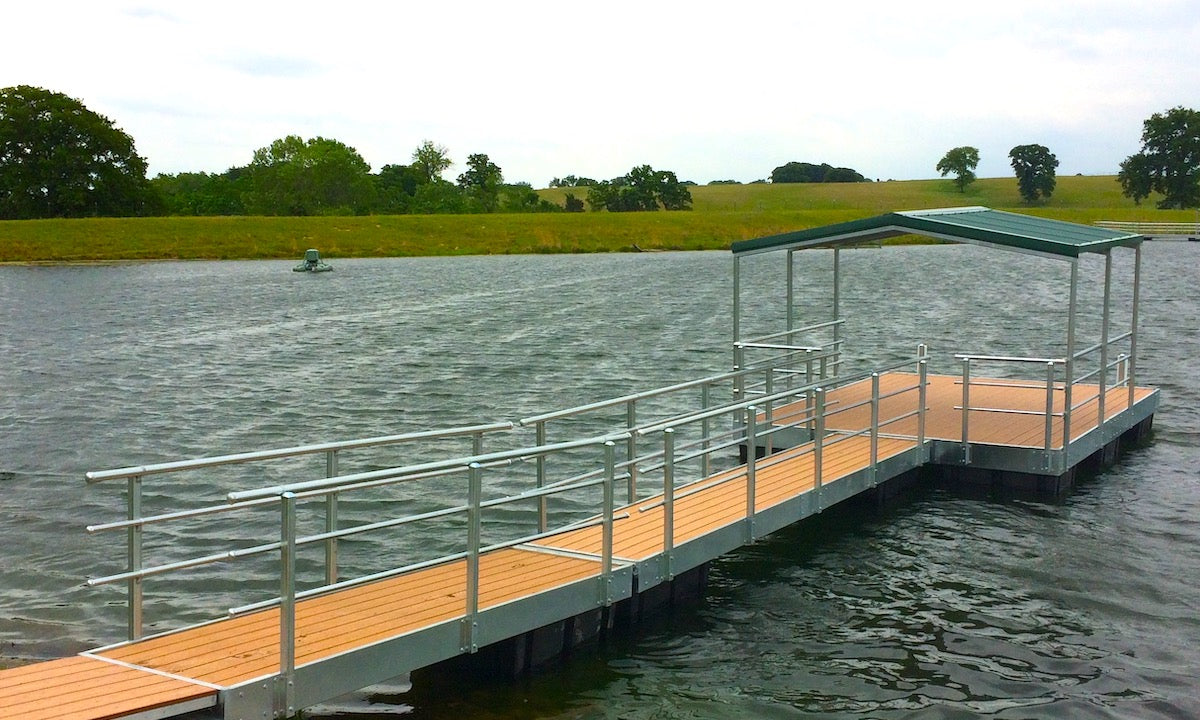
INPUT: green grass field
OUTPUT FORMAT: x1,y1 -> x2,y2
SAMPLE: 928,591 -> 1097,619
1,176 -> 1194,263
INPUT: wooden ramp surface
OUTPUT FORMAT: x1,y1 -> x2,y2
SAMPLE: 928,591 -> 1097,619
0,372 -> 1158,720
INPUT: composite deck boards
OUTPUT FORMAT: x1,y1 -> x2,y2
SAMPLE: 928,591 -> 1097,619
0,373 -> 1157,720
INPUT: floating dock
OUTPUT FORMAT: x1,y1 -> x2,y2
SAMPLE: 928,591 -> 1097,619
0,208 -> 1159,719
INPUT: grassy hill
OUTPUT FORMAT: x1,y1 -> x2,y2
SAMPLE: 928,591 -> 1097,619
1,176 -> 1193,263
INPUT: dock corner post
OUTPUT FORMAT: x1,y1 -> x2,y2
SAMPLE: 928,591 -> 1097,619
1044,361 -> 1056,467
601,442 -> 615,606
278,492 -> 297,720
662,429 -> 675,581
732,255 -> 742,366
960,357 -> 971,465
745,407 -> 757,542
832,247 -> 841,377
535,422 -> 548,533
626,400 -> 638,503
814,389 -> 826,512
870,373 -> 880,487
324,450 -> 339,586
1063,258 -> 1078,458
127,474 -> 143,641
917,357 -> 928,459
464,463 -> 482,654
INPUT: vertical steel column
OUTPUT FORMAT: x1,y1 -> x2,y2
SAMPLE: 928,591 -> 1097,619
324,450 -> 339,586
700,384 -> 711,478
278,492 -> 297,720
1128,243 -> 1142,408
832,248 -> 841,376
814,390 -> 826,511
535,422 -> 547,533
601,442 -> 615,605
626,400 -> 638,502
1099,251 -> 1112,428
870,373 -> 880,486
1063,260 -> 1078,451
662,429 -> 675,580
961,357 -> 972,464
734,343 -> 745,401
463,463 -> 482,653
745,407 -> 757,541
127,475 -> 143,641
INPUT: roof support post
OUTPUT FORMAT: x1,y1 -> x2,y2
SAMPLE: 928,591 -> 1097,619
1128,243 -> 1142,408
732,255 -> 742,348
1099,251 -> 1113,430
1063,259 -> 1078,451
786,249 -> 795,336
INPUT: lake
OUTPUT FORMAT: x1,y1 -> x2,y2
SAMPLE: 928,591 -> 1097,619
1,244 -> 1197,718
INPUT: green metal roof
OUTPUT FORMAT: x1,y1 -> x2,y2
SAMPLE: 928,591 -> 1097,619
730,206 -> 1144,259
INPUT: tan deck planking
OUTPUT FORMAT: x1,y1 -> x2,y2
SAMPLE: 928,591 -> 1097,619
0,372 -> 1156,720
0,655 -> 214,720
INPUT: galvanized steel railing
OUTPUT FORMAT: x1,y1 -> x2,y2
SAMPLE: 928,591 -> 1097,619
83,349 -> 931,719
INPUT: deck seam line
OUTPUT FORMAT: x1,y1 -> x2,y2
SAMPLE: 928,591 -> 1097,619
80,651 -> 225,691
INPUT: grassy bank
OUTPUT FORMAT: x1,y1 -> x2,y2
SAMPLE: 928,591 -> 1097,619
2,176 -> 1193,263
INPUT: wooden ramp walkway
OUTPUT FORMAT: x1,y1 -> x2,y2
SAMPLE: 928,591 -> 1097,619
0,372 -> 1159,720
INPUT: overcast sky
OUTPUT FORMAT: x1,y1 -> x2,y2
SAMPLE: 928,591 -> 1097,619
4,1 -> 1198,186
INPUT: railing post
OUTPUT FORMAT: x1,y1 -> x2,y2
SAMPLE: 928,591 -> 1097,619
700,383 -> 711,478
870,373 -> 880,486
745,407 -> 757,541
626,400 -> 638,502
324,450 -> 339,586
917,358 -> 928,461
601,442 -> 615,606
734,343 -> 745,401
535,421 -> 547,533
764,367 -> 775,455
463,463 -> 482,654
278,492 -> 297,720
814,390 -> 826,511
1128,243 -> 1141,409
662,429 -> 675,580
127,475 -> 143,641
961,357 -> 972,465
1064,259 -> 1078,457
805,351 -> 815,434
1044,361 -> 1056,454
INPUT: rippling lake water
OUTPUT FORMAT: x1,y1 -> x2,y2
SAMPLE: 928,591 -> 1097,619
1,244 -> 1198,718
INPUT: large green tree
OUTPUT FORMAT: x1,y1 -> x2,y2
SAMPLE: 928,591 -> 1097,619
587,165 -> 693,212
1118,106 -> 1200,209
412,140 -> 452,184
936,146 -> 979,193
771,161 -> 865,183
247,135 -> 374,215
456,153 -> 503,212
1008,144 -> 1059,204
0,85 -> 156,218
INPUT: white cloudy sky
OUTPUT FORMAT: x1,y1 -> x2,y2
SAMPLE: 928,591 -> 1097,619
4,1 -> 1197,185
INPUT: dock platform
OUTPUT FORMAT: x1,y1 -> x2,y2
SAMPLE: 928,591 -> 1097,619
0,208 -> 1160,719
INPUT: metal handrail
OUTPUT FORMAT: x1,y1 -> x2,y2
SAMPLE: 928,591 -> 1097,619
84,421 -> 514,483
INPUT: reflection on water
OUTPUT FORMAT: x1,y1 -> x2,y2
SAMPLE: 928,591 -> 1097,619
2,244 -> 1199,717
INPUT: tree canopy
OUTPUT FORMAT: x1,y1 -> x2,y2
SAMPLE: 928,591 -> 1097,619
586,165 -> 693,212
1118,106 -> 1200,209
412,140 -> 452,184
1008,144 -> 1059,204
0,85 -> 156,219
936,146 -> 979,193
770,162 -> 866,184
246,135 -> 375,215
